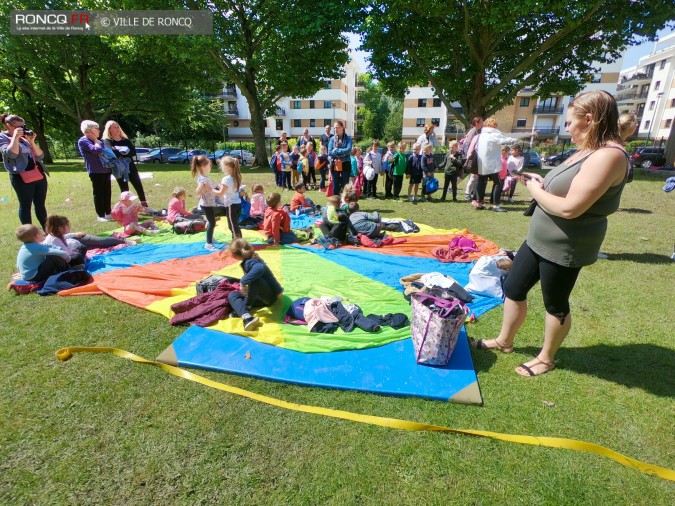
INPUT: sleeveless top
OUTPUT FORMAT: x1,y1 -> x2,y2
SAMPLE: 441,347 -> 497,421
527,148 -> 628,268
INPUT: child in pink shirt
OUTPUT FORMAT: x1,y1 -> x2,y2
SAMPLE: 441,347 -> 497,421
167,187 -> 203,224
249,184 -> 267,218
111,191 -> 160,235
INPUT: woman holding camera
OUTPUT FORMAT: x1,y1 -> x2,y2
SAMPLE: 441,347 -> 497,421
0,114 -> 49,229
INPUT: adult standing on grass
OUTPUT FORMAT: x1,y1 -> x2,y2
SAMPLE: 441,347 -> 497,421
77,120 -> 112,222
328,120 -> 352,196
474,117 -> 531,212
102,121 -> 149,207
320,124 -> 333,151
296,128 -> 315,150
0,113 -> 48,230
416,124 -> 437,153
473,90 -> 630,376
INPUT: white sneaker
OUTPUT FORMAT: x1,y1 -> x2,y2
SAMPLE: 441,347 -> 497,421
97,216 -> 109,222
244,316 -> 260,331
204,243 -> 218,251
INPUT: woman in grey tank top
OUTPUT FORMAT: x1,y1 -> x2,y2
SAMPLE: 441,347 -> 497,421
472,91 -> 629,377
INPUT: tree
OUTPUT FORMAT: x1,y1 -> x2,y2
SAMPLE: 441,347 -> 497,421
360,1 -> 673,126
184,0 -> 361,165
0,0 -> 219,158
383,98 -> 403,141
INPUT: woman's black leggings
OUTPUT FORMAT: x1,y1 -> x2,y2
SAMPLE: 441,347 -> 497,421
503,241 -> 582,320
10,173 -> 48,229
476,173 -> 501,204
115,162 -> 147,203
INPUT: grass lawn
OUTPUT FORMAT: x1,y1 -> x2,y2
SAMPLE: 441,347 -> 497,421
1,161 -> 673,504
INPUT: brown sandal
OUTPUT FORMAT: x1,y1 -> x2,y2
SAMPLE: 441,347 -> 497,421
473,339 -> 514,354
515,358 -> 556,377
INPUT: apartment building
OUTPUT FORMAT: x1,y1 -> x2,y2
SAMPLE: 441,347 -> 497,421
618,33 -> 675,143
222,61 -> 361,142
401,61 -> 622,147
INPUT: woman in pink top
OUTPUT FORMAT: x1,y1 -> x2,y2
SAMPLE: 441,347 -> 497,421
167,187 -> 203,224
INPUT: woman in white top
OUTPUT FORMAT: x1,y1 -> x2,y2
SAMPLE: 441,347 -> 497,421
416,124 -> 438,153
475,117 -> 531,211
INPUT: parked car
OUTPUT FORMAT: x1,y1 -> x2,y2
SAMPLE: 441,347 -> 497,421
212,149 -> 230,162
523,150 -> 542,169
168,149 -> 212,164
630,146 -> 666,169
134,147 -> 151,161
228,149 -> 255,166
137,147 -> 182,164
544,149 -> 577,166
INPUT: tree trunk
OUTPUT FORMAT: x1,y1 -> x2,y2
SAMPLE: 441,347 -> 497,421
30,106 -> 53,164
246,98 -> 269,167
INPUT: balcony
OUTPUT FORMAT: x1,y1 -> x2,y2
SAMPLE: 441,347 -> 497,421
224,107 -> 239,117
513,127 -> 559,135
620,70 -> 654,84
222,86 -> 237,99
533,105 -> 563,114
617,91 -> 649,103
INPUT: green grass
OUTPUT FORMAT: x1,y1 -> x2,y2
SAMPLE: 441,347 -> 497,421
1,162 -> 673,504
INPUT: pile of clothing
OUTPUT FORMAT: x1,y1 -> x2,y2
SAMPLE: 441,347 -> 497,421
286,296 -> 409,334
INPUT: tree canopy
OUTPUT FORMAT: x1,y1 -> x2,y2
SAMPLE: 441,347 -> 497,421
183,0 -> 362,164
360,1 -> 674,126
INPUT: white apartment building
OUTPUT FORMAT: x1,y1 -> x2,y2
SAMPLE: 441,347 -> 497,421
618,33 -> 675,143
402,60 -> 622,146
222,62 -> 361,141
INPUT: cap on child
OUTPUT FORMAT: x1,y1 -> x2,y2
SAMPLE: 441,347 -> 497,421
120,191 -> 137,200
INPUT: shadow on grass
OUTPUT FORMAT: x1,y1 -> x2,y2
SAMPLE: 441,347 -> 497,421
605,252 -> 672,264
519,344 -> 674,398
617,207 -> 653,214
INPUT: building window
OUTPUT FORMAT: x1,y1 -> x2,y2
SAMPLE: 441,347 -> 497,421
309,100 -> 315,109
325,81 -> 332,89
275,119 -> 283,130
654,81 -> 660,91
666,119 -> 672,128
520,97 -> 530,107
644,120 -> 650,130
516,119 -> 527,127
324,119 -> 331,127
418,99 -> 427,107
660,59 -> 666,70
541,97 -> 558,107
293,119 -> 301,127
310,119 -> 316,127
324,101 -> 331,109
432,98 -> 441,107
416,118 -> 425,127
293,100 -> 301,109
431,118 -> 440,126
649,101 -> 655,111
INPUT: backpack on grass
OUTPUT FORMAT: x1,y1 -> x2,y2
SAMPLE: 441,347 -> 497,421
172,220 -> 206,234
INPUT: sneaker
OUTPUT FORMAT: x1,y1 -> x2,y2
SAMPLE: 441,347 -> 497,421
597,252 -> 608,259
465,194 -> 472,201
492,206 -> 507,212
507,198 -> 515,204
104,214 -> 113,220
243,316 -> 260,331
145,229 -> 160,235
97,216 -> 109,222
204,243 -> 218,251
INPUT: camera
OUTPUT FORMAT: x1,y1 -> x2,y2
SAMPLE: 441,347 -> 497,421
22,126 -> 34,136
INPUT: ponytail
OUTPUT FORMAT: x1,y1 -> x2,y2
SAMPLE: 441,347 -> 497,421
228,238 -> 258,260
191,155 -> 210,177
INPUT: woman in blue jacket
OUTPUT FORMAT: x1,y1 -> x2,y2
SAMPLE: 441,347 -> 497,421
0,113 -> 48,229
327,120 -> 352,196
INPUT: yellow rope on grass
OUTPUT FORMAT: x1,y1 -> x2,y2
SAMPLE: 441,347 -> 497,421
56,346 -> 675,482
